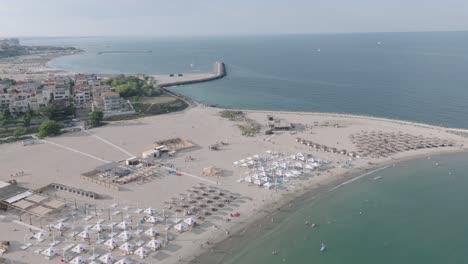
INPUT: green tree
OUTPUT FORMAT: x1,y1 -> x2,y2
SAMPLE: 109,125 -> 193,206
38,120 -> 62,138
89,110 -> 104,127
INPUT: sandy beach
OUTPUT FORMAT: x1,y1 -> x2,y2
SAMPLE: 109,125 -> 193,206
1,104 -> 467,263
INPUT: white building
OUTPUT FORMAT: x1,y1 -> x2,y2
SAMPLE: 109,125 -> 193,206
42,88 -> 71,102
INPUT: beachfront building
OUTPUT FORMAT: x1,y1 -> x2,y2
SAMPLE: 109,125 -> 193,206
0,93 -> 13,112
92,91 -> 135,117
42,87 -> 71,103
8,99 -> 29,115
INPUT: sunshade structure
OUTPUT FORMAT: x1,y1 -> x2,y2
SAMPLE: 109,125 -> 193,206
41,246 -> 58,257
118,230 -> 132,241
71,244 -> 86,254
144,207 -> 155,215
174,222 -> 189,233
70,256 -> 87,264
117,221 -> 130,230
119,242 -> 135,255
144,228 -> 159,237
183,217 -> 197,226
135,246 -> 150,258
146,239 -> 162,250
99,253 -> 116,264
78,230 -> 90,239
115,258 -> 132,264
104,238 -> 118,250
202,166 -> 222,177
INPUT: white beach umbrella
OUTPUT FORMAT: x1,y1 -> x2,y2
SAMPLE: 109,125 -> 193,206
135,246 -> 150,258
233,161 -> 239,166
253,154 -> 260,159
78,230 -> 90,239
280,163 -> 287,169
174,223 -> 189,232
92,223 -> 103,232
239,159 -> 245,163
252,174 -> 260,180
266,150 -> 272,154
183,217 -> 197,226
244,176 -> 252,183
99,253 -> 116,264
119,242 -> 135,254
70,256 -> 87,264
276,170 -> 283,176
290,155 -> 296,160
33,231 -> 47,241
241,163 -> 248,167
104,238 -> 119,250
144,207 -> 155,215
53,222 -> 66,231
71,243 -> 86,254
118,231 -> 132,241
115,258 -> 132,264
42,246 -> 58,257
295,162 -> 303,169
285,172 -> 294,178
146,239 -> 162,250
146,216 -> 159,224
144,228 -> 159,237
264,182 -> 273,189
248,160 -> 255,165
117,221 -> 129,230
305,164 -> 315,170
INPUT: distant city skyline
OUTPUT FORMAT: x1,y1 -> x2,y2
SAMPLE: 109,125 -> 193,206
1,0 -> 468,37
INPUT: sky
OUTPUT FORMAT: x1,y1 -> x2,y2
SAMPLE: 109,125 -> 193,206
1,0 -> 468,37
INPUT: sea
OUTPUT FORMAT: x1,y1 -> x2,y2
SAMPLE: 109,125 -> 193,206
21,32 -> 468,264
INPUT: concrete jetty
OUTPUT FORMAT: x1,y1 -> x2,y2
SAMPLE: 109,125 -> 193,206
153,61 -> 226,88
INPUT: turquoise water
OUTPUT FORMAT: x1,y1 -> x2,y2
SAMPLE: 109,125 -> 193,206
23,32 -> 468,128
21,34 -> 468,264
216,154 -> 468,264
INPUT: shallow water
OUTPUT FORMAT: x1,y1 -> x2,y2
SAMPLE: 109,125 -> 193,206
206,153 -> 468,264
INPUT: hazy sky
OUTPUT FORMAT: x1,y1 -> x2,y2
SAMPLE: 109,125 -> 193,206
1,0 -> 468,37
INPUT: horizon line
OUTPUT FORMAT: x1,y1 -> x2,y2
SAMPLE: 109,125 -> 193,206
2,29 -> 468,39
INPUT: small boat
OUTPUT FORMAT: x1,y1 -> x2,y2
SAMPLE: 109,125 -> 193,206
311,223 -> 316,228
320,243 -> 326,252
373,176 -> 382,180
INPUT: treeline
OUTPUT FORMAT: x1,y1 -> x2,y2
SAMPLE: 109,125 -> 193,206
104,74 -> 160,97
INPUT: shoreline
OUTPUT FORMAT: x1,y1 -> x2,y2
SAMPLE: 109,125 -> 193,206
189,148 -> 468,264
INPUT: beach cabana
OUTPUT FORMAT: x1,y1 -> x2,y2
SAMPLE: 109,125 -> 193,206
70,256 -> 87,264
174,222 -> 189,233
99,253 -> 116,264
146,239 -> 162,250
118,231 -> 132,241
144,228 -> 159,237
135,246 -> 150,258
71,244 -> 86,254
144,207 -> 155,215
41,247 -> 58,258
104,238 -> 118,250
119,242 -> 135,255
